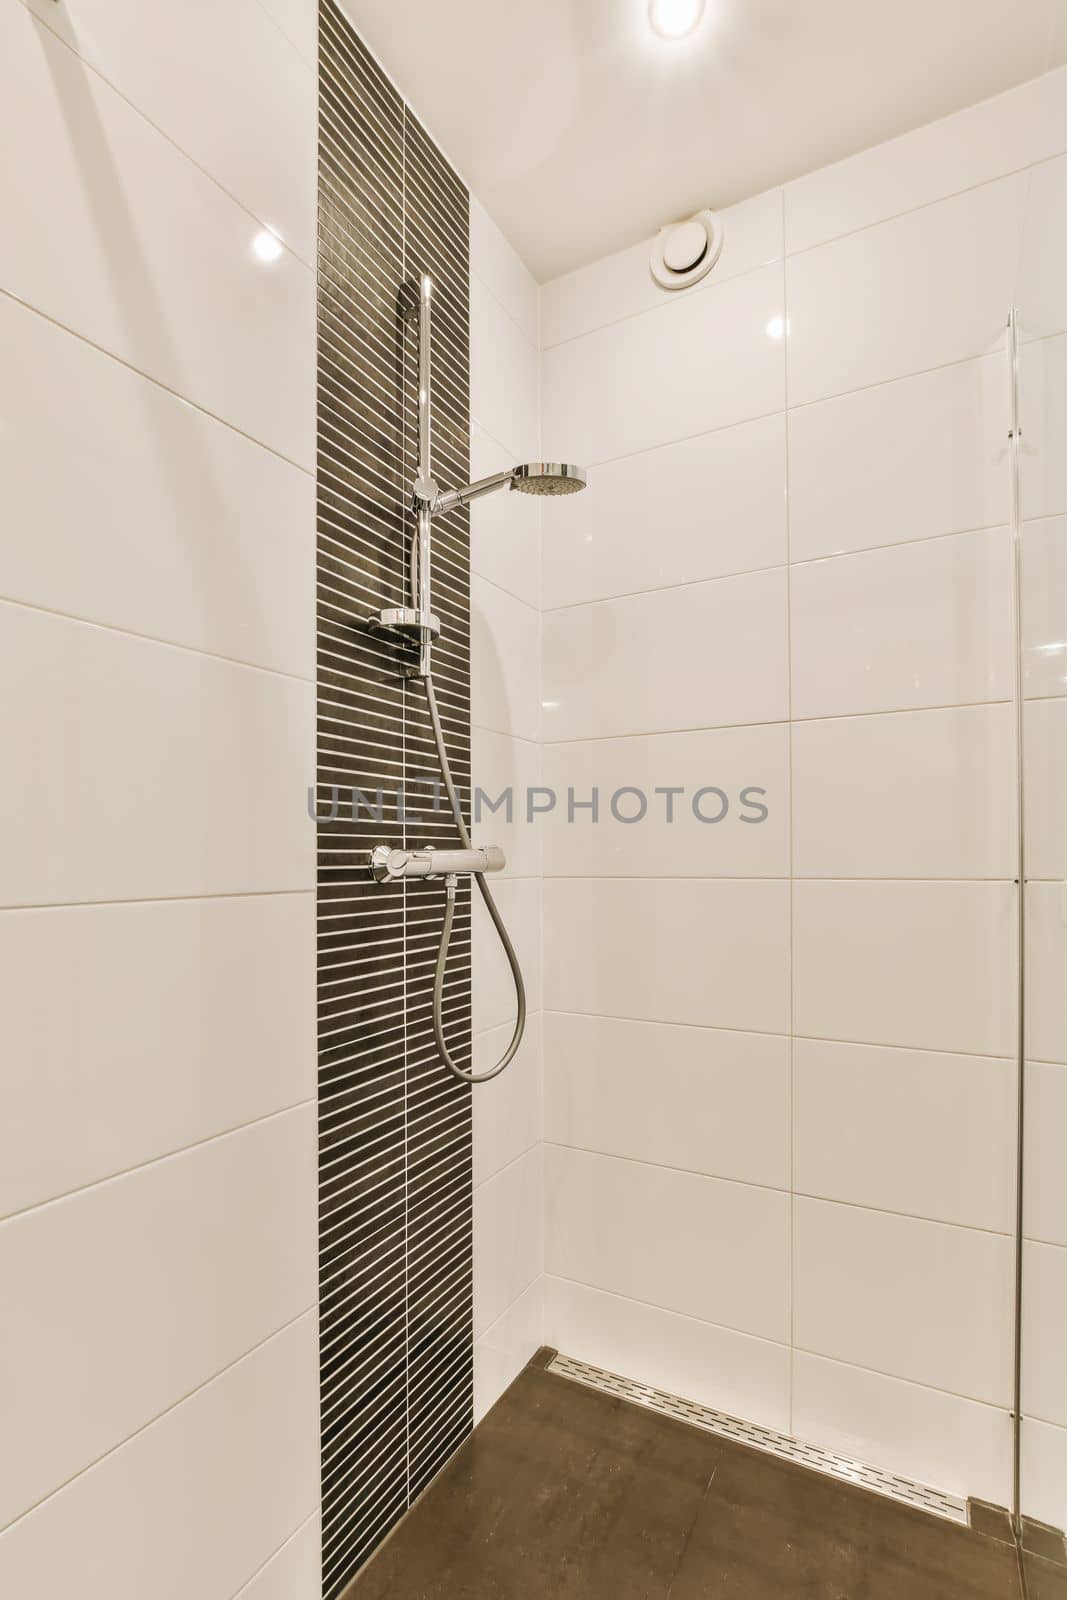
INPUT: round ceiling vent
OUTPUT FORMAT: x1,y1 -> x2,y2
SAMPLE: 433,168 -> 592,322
650,209 -> 724,290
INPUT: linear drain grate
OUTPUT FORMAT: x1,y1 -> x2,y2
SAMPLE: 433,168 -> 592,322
546,1352 -> 968,1526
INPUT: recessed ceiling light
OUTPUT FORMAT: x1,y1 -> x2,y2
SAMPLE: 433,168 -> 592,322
649,0 -> 705,39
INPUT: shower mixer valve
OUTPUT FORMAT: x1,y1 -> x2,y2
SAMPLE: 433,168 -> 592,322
368,843 -> 506,884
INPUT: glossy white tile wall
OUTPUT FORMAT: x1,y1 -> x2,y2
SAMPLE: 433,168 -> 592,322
469,199 -> 546,1417
0,2 -> 318,1590
0,1314 -> 320,1600
1018,133 -> 1067,1530
0,2 -> 314,467
537,65 -> 1067,1508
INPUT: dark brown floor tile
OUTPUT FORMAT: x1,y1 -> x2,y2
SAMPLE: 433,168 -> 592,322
347,1365 -> 718,1599
345,1365 -> 1022,1600
1025,1552 -> 1067,1599
672,1439 -> 1020,1600
1023,1520 -> 1067,1566
969,1500 -> 1014,1545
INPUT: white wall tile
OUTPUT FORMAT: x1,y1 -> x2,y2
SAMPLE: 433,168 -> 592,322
545,1145 -> 790,1344
470,199 -> 539,348
794,1197 -> 1014,1405
792,1352 -> 1011,1505
794,880 -> 1017,1056
0,894 -> 313,1220
252,0 -> 317,67
791,705 -> 1016,879
1023,1241 -> 1067,1427
541,413 -> 787,610
1022,1417 -> 1067,1530
0,1313 -> 319,1600
542,264 -> 784,466
544,1276 -> 791,1434
787,355 -> 1008,563
472,876 -> 542,1036
0,294 -> 314,677
473,1145 -> 543,1341
472,726 -> 543,880
0,604 -> 313,907
541,189 -> 784,349
470,274 -> 539,459
233,1517 -> 321,1600
470,575 -> 541,743
1025,1061 -> 1067,1247
473,1276 -> 543,1425
473,1012 -> 543,1188
784,66 -> 1067,255
544,1012 -> 790,1191
1020,336 -> 1067,521
790,529 -> 1013,719
1018,152 -> 1067,341
24,0 -> 317,265
1026,697 -> 1067,878
1027,883 -> 1067,1065
1022,517 -> 1067,697
0,1 -> 314,466
0,1108 -> 316,1528
794,1038 -> 1015,1232
786,173 -> 1028,406
542,724 -> 788,879
469,423 -> 541,609
544,877 -> 790,1035
542,567 -> 788,742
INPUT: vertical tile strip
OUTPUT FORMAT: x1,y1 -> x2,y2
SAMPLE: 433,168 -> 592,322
317,7 -> 472,1594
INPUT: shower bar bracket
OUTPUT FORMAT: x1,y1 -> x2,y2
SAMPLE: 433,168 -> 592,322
368,843 -> 506,884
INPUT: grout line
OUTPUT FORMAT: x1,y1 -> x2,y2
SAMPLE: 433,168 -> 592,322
0,1099 -> 317,1227
228,1507 -> 321,1600
0,284 -> 314,476
0,888 -> 313,913
536,701 -> 1014,749
784,142 -> 1067,266
541,1008 -> 1018,1063
470,569 -> 542,619
542,699 -> 1016,743
544,1272 -> 1015,1414
542,1140 -> 1016,1239
781,202 -> 798,1438
248,0 -> 317,71
470,263 -> 540,355
0,590 -> 316,686
541,521 -> 1015,616
542,140 -> 1067,355
0,1307 -> 318,1541
472,1137 -> 541,1197
474,1269 -> 543,1352
473,1272 -> 543,1349
542,875 -> 1020,884
541,255 -> 784,352
13,0 -> 317,273
469,415 -> 528,466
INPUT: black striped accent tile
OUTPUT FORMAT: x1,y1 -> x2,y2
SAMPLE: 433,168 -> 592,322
317,6 -> 473,1594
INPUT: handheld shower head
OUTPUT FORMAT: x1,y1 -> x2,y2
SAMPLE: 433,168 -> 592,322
510,462 -> 588,496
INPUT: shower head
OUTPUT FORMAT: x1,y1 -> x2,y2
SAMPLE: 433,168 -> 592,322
432,460 -> 589,516
510,462 -> 587,497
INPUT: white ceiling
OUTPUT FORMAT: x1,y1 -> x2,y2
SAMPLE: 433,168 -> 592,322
340,0 -> 1067,283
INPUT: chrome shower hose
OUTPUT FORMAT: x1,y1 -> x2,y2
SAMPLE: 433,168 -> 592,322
423,675 -> 526,1084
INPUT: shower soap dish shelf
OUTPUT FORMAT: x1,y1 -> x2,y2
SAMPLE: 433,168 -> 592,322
369,606 -> 441,643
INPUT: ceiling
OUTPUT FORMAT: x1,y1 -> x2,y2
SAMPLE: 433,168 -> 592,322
339,0 -> 1067,283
